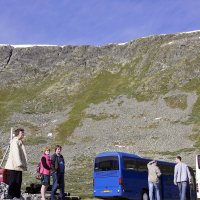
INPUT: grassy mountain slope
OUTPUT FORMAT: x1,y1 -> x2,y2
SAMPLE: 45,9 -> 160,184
0,31 -> 200,196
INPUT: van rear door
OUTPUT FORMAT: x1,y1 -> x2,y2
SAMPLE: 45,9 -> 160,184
93,156 -> 121,197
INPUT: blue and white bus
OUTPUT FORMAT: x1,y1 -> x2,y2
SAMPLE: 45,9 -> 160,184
93,152 -> 196,200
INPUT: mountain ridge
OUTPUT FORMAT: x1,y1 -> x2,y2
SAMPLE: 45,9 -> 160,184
0,31 -> 200,196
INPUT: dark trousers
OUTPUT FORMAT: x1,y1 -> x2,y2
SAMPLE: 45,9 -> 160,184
8,170 -> 22,198
51,172 -> 65,200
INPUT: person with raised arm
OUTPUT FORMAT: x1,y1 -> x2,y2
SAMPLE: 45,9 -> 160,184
147,160 -> 161,200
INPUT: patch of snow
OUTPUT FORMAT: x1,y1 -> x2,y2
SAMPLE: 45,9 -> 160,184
177,30 -> 200,35
0,44 -> 10,47
117,42 -> 128,46
0,44 -> 64,48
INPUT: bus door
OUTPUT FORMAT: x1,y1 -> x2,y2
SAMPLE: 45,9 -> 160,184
122,158 -> 149,199
93,156 -> 121,197
188,166 -> 197,200
158,164 -> 179,200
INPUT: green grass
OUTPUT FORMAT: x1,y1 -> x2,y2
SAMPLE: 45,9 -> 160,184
21,171 -> 37,190
182,78 -> 200,124
12,122 -> 40,133
164,95 -> 187,110
0,75 -> 63,129
189,133 -> 200,151
0,87 -> 26,128
25,136 -> 47,145
86,113 -> 118,121
65,155 -> 93,198
189,126 -> 200,151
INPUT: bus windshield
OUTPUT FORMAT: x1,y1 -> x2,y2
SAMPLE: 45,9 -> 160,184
94,156 -> 119,171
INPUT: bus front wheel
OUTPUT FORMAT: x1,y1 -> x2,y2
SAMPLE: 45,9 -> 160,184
141,191 -> 149,200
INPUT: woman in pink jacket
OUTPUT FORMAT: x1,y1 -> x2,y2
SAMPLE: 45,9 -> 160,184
40,146 -> 51,200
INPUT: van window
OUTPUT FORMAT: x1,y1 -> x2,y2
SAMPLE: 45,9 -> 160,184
159,164 -> 174,175
137,160 -> 148,172
123,157 -> 148,171
123,158 -> 137,170
95,156 -> 119,171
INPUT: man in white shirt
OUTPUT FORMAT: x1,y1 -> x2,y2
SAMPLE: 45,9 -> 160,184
174,156 -> 191,200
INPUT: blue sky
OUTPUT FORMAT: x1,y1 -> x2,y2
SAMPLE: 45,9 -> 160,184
0,0 -> 200,46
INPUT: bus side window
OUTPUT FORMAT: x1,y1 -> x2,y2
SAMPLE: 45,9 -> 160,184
123,158 -> 137,170
159,164 -> 174,175
137,160 -> 148,172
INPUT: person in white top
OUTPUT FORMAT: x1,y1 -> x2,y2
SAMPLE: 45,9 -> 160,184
5,128 -> 27,199
147,160 -> 161,200
174,156 -> 191,200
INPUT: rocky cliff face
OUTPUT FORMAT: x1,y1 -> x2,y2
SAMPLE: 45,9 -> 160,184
0,31 -> 200,196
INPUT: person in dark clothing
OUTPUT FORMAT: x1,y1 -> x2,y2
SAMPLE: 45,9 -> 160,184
51,145 -> 65,200
40,146 -> 51,200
